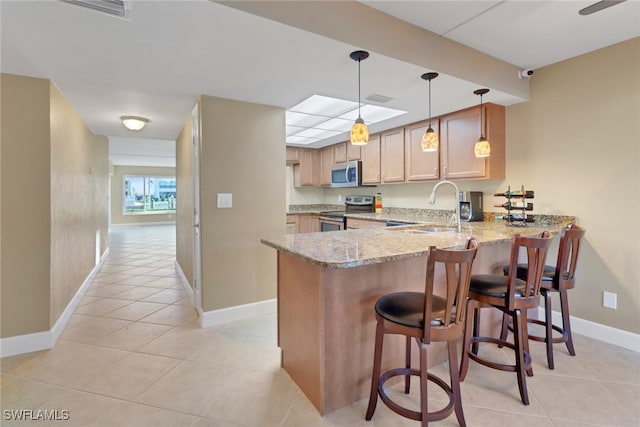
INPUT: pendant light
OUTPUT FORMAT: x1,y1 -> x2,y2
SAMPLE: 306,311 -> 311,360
420,72 -> 439,152
473,88 -> 491,158
349,50 -> 370,145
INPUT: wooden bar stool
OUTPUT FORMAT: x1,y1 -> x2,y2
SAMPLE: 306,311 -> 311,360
459,232 -> 552,405
365,238 -> 478,427
502,224 -> 586,369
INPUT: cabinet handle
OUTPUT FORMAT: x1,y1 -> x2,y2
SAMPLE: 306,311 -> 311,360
443,166 -> 447,178
434,167 -> 438,176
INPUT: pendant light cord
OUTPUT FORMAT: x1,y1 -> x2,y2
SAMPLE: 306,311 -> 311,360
358,59 -> 362,119
428,79 -> 432,128
479,93 -> 483,137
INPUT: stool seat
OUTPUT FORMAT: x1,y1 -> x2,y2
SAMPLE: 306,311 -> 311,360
375,292 -> 447,328
504,264 -> 555,281
470,275 -> 528,298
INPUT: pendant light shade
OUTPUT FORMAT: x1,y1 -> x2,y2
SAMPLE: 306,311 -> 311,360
420,72 -> 439,152
473,88 -> 491,158
349,50 -> 370,145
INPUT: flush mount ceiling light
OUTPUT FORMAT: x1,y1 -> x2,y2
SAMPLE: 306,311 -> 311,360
473,89 -> 491,158
349,50 -> 370,146
121,116 -> 149,131
420,72 -> 439,152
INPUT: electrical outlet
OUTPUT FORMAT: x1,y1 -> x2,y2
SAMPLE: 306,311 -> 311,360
603,291 -> 617,309
338,195 -> 342,202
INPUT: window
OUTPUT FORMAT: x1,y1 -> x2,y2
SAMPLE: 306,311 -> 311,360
124,176 -> 176,214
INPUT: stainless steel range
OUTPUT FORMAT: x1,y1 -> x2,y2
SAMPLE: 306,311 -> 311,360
318,195 -> 375,232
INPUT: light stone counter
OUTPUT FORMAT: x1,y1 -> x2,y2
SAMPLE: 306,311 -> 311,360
262,220 -> 568,268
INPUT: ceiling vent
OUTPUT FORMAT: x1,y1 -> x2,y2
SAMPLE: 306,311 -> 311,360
366,94 -> 394,103
61,0 -> 130,19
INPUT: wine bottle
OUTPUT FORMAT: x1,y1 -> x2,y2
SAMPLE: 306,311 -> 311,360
494,190 -> 534,198
506,214 -> 535,222
494,202 -> 533,210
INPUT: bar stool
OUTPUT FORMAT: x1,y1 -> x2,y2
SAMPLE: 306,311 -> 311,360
459,232 -> 552,405
365,238 -> 478,427
502,224 -> 586,369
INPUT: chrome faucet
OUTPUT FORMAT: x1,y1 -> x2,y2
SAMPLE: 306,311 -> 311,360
428,180 -> 461,233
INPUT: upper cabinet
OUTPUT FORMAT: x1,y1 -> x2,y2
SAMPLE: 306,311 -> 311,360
361,133 -> 381,184
320,145 -> 334,186
440,103 -> 505,180
286,147 -> 300,165
293,148 -> 320,187
405,119 -> 440,181
334,142 -> 361,164
381,128 -> 405,183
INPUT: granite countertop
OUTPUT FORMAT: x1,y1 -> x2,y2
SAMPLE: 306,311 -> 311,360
261,220 -> 569,269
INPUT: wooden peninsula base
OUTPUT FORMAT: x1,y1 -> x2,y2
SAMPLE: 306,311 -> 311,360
276,242 -> 511,415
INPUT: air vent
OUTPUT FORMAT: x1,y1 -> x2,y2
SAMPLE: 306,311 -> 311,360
61,0 -> 130,19
366,94 -> 394,103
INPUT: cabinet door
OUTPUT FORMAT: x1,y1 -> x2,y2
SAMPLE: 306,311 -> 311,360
333,142 -> 347,164
294,149 -> 320,187
298,214 -> 319,233
440,106 -> 486,179
320,146 -> 333,186
286,147 -> 300,165
347,141 -> 361,160
381,128 -> 405,182
405,119 -> 440,181
361,134 -> 381,184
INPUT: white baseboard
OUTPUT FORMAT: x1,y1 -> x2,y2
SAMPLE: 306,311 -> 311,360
174,260 -> 202,318
200,298 -> 277,328
0,248 -> 110,358
537,307 -> 640,353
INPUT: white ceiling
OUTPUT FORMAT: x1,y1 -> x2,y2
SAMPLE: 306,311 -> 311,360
1,0 -> 638,167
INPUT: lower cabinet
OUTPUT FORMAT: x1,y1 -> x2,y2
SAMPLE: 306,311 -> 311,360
286,214 -> 299,234
298,214 -> 320,233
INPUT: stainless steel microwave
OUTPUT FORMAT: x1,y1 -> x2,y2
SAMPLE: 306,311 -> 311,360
331,161 -> 363,188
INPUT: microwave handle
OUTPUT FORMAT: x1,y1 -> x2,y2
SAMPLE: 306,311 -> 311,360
345,162 -> 351,183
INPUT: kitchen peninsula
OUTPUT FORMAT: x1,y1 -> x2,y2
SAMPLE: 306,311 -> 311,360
261,218 -> 572,415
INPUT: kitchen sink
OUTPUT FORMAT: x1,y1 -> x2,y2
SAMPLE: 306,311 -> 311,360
389,226 -> 457,234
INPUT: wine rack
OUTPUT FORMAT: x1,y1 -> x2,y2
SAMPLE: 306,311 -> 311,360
494,185 -> 535,227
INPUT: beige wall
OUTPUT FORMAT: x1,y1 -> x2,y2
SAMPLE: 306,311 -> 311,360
1,74 -> 51,337
1,74 -> 110,338
110,166 -> 176,225
198,95 -> 285,311
176,114 -> 194,287
49,83 -> 109,323
507,38 -> 639,333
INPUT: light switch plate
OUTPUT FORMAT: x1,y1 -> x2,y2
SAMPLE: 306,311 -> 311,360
603,291 -> 617,309
217,193 -> 232,208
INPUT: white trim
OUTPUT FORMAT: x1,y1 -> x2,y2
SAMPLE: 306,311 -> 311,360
537,307 -> 640,353
0,248 -> 110,358
200,299 -> 277,328
110,221 -> 175,227
175,260 -> 202,318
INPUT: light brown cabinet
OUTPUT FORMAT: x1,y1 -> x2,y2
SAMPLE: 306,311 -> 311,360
440,104 -> 505,180
346,217 -> 386,230
298,214 -> 320,233
286,147 -> 300,165
293,149 -> 320,187
334,142 -> 361,164
286,214 -> 299,234
360,134 -> 381,184
381,128 -> 405,183
320,146 -> 334,186
405,119 -> 440,181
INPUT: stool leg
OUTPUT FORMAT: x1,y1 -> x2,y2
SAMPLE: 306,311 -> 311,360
366,320 -> 384,420
512,309 -> 530,405
419,340 -> 428,427
459,299 -> 476,381
543,289 -> 555,369
559,288 -> 576,356
522,309 -> 534,377
405,336 -> 412,394
471,304 -> 481,355
448,339 -> 466,427
498,312 -> 509,348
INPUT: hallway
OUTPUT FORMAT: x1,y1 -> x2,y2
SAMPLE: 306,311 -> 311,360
1,225 -> 638,426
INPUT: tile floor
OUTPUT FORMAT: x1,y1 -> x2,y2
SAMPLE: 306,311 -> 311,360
1,225 -> 638,426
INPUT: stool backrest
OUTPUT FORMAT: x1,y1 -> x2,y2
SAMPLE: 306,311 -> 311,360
505,231 -> 553,310
554,224 -> 586,289
423,237 -> 478,342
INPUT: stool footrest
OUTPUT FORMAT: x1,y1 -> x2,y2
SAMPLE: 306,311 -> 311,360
469,336 -> 532,373
378,367 -> 455,422
525,318 -> 569,344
